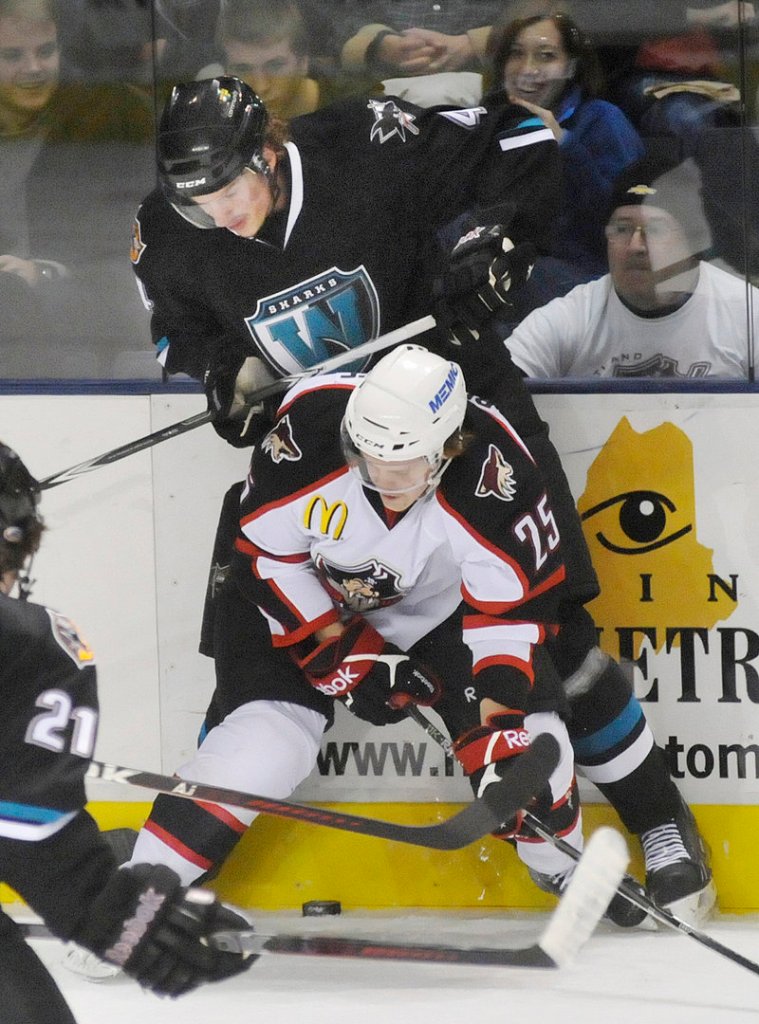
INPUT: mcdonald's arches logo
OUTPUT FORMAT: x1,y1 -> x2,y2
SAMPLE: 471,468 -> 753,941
304,495 -> 348,539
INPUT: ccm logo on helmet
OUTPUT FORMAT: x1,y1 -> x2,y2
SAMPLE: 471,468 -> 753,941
176,178 -> 207,189
428,366 -> 459,413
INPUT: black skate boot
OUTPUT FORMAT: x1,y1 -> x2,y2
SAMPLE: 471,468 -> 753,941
528,862 -> 649,929
640,798 -> 715,925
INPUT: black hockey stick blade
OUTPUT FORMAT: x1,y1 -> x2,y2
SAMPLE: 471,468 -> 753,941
38,316 -> 436,491
85,733 -> 558,851
521,810 -> 759,979
20,821 -> 624,969
207,825 -> 628,968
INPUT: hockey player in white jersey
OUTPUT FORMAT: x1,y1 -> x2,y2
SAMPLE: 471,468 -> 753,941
126,345 -> 592,905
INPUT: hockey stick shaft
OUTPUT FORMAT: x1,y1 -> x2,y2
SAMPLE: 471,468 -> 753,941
406,706 -> 759,979
38,315 -> 436,491
84,732 -> 557,852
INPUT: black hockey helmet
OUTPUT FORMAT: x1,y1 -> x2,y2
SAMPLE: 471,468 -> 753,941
157,76 -> 269,228
0,442 -> 43,576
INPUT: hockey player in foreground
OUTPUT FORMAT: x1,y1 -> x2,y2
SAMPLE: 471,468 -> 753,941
130,76 -> 712,926
126,346 -> 602,910
0,443 -> 256,1023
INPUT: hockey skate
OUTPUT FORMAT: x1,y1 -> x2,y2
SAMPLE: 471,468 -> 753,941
61,944 -> 121,981
528,862 -> 649,928
640,799 -> 716,926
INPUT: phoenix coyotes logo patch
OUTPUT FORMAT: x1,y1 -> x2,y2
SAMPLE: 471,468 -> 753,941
261,415 -> 302,463
476,444 -> 516,502
367,99 -> 420,143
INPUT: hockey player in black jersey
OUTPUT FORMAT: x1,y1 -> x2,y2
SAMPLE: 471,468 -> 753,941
130,76 -> 713,925
0,443 -> 255,1023
131,75 -> 548,445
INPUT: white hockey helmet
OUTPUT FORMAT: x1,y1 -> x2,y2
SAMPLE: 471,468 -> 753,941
341,345 -> 467,495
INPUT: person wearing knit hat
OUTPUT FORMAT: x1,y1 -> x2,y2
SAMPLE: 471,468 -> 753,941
502,151 -> 752,378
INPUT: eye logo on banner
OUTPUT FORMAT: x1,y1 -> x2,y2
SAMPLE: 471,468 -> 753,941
577,417 -> 737,658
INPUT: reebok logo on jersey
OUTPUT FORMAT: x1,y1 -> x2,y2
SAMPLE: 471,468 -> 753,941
476,444 -> 516,502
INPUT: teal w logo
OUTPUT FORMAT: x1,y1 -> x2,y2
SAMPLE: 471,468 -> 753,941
245,266 -> 380,375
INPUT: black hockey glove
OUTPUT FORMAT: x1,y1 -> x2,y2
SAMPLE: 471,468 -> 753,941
433,223 -> 536,346
298,618 -> 441,726
204,354 -> 278,448
453,710 -> 532,837
76,863 -> 257,997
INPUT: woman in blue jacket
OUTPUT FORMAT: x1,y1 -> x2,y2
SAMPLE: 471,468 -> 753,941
486,3 -> 645,280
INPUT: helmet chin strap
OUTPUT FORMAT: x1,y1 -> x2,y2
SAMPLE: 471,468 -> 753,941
249,153 -> 282,213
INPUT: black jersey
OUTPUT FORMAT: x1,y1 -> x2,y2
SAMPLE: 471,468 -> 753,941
131,95 -> 560,382
0,594 -> 116,940
233,375 -> 567,712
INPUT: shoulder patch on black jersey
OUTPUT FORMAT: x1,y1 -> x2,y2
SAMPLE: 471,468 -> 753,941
46,609 -> 95,669
262,415 -> 303,463
367,99 -> 420,143
476,444 -> 517,502
130,216 -> 146,264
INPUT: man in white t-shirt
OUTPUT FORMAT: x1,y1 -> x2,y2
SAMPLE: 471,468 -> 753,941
505,155 -> 753,379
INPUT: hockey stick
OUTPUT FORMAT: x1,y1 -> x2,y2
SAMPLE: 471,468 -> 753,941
21,826 -> 628,968
405,705 -> 759,979
38,315 -> 436,491
84,731 -> 558,852
212,824 -> 628,967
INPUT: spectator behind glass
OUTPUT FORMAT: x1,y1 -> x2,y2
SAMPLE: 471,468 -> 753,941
502,153 -> 752,379
54,0 -> 221,88
486,2 -> 645,279
338,1 -> 504,107
206,0 -> 343,119
563,1 -> 759,277
0,0 -> 155,378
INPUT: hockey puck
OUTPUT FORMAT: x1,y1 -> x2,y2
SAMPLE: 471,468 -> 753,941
302,900 -> 342,917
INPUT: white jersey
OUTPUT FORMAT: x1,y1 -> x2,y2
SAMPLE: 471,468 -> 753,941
233,374 -> 567,708
506,262 -> 752,379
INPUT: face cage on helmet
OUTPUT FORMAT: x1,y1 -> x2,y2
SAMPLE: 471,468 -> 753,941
166,154 -> 273,230
340,421 -> 451,498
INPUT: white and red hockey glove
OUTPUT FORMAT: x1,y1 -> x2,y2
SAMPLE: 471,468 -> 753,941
298,618 -> 441,726
453,710 -> 532,837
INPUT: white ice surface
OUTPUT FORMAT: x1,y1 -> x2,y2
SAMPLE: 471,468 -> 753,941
14,907 -> 759,1024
